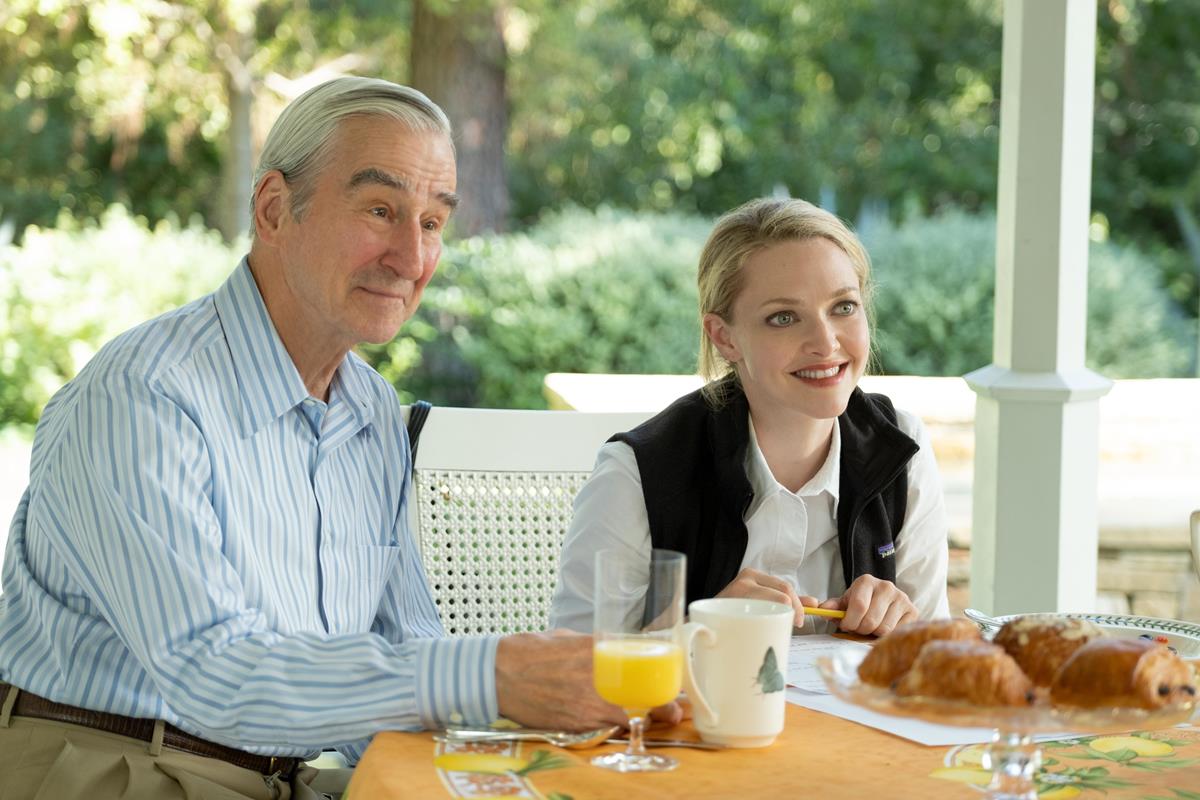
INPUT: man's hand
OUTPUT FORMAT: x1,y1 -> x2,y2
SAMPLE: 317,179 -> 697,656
820,574 -> 918,637
715,567 -> 818,627
495,630 -> 682,731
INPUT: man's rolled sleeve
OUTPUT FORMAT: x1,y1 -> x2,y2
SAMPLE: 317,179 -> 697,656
415,634 -> 500,728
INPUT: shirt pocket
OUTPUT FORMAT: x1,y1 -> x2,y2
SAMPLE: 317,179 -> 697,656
323,544 -> 401,634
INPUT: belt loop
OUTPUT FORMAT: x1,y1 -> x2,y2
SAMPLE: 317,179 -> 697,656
149,719 -> 165,757
0,685 -> 18,728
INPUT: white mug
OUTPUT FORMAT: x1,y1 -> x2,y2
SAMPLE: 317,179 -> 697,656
679,598 -> 792,747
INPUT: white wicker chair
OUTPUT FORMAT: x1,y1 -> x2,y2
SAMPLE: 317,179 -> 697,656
401,406 -> 652,636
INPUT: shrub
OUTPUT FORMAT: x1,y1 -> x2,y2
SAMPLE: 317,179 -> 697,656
865,211 -> 1195,378
1,206 -> 1193,427
0,206 -> 237,427
365,207 -> 709,408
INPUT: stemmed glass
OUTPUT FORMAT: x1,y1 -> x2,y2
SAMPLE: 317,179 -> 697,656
590,548 -> 686,773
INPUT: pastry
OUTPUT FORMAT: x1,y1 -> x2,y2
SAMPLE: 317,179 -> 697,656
993,615 -> 1105,686
857,618 -> 981,687
1050,638 -> 1197,709
895,640 -> 1035,706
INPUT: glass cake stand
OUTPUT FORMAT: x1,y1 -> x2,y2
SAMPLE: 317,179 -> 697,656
817,649 -> 1198,800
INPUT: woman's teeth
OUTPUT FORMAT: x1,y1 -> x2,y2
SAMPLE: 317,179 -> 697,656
794,365 -> 840,379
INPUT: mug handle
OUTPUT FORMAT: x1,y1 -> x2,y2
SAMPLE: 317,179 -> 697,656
678,621 -> 717,726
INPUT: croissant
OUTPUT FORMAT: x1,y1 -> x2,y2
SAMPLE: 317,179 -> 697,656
895,640 -> 1035,706
858,618 -> 981,687
1050,638 -> 1197,709
993,615 -> 1105,686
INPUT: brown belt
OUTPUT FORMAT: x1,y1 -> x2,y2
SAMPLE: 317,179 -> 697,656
1,683 -> 300,779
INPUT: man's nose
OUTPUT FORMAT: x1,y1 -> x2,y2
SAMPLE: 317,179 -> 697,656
382,218 -> 425,279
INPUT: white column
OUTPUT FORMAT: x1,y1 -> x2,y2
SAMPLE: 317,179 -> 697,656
965,0 -> 1111,614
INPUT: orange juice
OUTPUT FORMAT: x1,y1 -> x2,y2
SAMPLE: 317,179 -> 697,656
593,638 -> 683,713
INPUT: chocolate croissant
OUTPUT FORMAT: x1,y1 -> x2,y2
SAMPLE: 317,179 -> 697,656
895,640 -> 1036,706
1050,638 -> 1197,709
993,615 -> 1105,686
858,618 -> 981,687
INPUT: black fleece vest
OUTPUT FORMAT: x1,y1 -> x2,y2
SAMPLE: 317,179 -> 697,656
612,383 -> 918,607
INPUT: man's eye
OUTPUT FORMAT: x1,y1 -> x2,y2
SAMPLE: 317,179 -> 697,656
766,311 -> 795,327
370,207 -> 389,218
423,219 -> 442,232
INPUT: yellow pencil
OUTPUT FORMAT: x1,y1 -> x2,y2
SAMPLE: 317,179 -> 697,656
801,606 -> 847,619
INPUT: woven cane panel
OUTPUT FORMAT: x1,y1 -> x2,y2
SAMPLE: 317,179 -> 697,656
414,469 -> 590,636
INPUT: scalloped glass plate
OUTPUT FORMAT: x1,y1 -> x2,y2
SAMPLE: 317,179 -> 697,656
965,610 -> 1200,659
816,647 -> 1198,735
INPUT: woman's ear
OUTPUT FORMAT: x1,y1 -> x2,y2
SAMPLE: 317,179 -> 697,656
253,171 -> 290,245
703,312 -> 741,364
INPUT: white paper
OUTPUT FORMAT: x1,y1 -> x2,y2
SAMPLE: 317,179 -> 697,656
785,634 -> 870,695
786,687 -> 1000,746
784,635 -> 1074,746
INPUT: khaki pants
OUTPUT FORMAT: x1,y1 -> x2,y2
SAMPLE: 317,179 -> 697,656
0,712 -> 337,800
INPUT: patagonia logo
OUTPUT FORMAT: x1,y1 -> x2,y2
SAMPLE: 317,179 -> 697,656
877,542 -> 896,559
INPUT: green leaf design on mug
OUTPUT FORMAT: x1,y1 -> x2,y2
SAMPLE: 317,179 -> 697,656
756,646 -> 785,694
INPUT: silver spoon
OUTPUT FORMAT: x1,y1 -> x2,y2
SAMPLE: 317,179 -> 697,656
963,607 -> 1001,632
435,725 -> 621,750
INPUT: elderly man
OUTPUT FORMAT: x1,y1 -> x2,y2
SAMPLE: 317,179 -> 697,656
0,77 -> 655,800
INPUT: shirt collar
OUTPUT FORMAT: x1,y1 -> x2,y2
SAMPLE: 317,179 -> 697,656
213,257 -> 375,439
744,413 -> 842,515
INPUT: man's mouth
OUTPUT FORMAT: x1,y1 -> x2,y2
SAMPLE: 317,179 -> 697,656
359,287 -> 407,300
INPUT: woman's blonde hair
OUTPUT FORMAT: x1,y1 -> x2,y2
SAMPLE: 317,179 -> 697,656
697,197 -> 874,403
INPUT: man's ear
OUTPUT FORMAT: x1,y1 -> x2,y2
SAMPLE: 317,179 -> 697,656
703,312 -> 741,364
253,171 -> 290,245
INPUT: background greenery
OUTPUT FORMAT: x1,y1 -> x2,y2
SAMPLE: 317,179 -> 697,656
1,0 -> 1198,429
2,207 -> 1190,428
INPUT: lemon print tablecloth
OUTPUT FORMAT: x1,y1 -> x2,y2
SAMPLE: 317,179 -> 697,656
348,704 -> 1200,799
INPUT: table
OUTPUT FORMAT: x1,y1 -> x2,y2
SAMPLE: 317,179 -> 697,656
346,703 -> 1200,799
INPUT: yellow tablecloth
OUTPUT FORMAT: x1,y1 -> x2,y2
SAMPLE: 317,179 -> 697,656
347,704 -> 1200,799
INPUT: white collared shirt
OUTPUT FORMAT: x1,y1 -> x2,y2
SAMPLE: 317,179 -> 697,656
550,406 -> 950,632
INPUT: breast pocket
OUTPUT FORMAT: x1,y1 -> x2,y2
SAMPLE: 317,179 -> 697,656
324,544 -> 401,634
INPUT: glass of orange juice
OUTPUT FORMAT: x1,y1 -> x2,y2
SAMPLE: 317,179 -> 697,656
591,548 -> 686,772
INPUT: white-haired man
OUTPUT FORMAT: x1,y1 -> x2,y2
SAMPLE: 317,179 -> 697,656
0,77 -> 670,800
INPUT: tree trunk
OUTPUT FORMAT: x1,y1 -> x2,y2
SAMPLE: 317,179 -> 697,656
410,0 -> 510,236
217,25 -> 255,242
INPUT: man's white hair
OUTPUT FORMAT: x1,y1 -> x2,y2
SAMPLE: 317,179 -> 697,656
250,76 -> 452,235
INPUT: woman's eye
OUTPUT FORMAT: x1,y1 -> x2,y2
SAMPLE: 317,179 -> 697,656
767,311 -> 795,327
834,301 -> 858,315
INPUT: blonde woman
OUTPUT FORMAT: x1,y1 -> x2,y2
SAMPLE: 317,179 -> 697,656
551,197 -> 950,636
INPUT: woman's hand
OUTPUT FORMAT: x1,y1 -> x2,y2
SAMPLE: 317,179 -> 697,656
820,575 -> 918,636
715,567 -> 819,627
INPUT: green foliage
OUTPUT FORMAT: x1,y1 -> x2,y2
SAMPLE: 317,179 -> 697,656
2,0 -> 1198,326
1,207 -> 1192,430
364,207 -> 708,407
0,0 -> 411,237
507,0 -> 1003,221
0,206 -> 238,426
866,211 -> 1195,378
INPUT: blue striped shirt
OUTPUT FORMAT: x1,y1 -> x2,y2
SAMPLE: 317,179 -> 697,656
0,259 -> 498,762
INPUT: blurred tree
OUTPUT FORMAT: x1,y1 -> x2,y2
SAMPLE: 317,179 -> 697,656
411,0 -> 510,235
1093,0 -> 1200,366
0,0 -> 411,241
0,0 -> 1197,346
506,0 -> 1002,224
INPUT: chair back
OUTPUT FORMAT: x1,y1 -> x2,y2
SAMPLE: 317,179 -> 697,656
402,406 -> 652,636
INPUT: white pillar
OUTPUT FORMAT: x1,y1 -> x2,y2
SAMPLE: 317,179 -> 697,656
965,0 -> 1112,614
